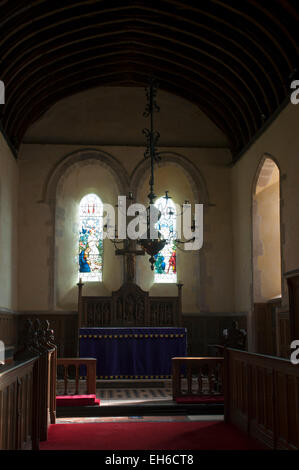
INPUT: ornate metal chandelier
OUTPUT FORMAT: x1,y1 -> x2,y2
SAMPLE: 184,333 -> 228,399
137,79 -> 168,270
138,79 -> 200,270
105,79 -> 198,273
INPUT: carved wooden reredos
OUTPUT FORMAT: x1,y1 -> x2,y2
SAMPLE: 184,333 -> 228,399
78,281 -> 183,328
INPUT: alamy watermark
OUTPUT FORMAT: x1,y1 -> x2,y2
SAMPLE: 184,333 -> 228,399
0,340 -> 4,365
103,196 -> 203,250
0,80 -> 4,105
290,80 -> 299,104
290,340 -> 299,365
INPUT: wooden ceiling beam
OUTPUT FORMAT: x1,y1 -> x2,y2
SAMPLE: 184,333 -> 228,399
14,70 -> 244,148
10,61 -> 247,150
2,25 -> 273,123
1,12 -> 284,108
4,46 -> 256,140
0,0 -> 297,160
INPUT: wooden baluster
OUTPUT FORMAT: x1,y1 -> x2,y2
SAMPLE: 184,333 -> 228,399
208,364 -> 212,394
57,359 -> 97,397
88,361 -> 96,395
86,363 -> 89,394
187,366 -> 192,394
220,362 -> 224,393
179,360 -> 183,397
172,359 -> 180,400
215,363 -> 221,393
211,367 -> 216,394
75,365 -> 79,395
214,363 -> 218,393
197,367 -> 202,394
63,366 -> 68,395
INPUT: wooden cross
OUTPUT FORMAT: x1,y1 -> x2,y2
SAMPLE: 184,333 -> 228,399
114,193 -> 148,282
115,239 -> 145,283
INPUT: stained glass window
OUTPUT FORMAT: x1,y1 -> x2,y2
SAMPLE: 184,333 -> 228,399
78,194 -> 103,282
154,196 -> 177,283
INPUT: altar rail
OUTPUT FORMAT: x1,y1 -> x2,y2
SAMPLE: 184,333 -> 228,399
224,348 -> 299,450
57,358 -> 96,395
0,319 -> 57,450
172,357 -> 224,399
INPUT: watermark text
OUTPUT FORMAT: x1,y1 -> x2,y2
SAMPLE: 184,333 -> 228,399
290,339 -> 299,365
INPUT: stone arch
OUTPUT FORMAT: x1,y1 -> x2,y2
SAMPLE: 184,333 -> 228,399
252,152 -> 281,198
131,151 -> 210,312
130,151 -> 210,204
42,148 -> 129,310
42,148 -> 130,204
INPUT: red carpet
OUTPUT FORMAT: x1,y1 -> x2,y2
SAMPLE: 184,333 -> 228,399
40,421 -> 263,450
56,395 -> 100,407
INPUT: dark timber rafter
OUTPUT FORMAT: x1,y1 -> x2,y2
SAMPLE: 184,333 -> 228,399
0,0 -> 298,162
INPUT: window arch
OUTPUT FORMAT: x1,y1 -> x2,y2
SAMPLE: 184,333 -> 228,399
78,193 -> 103,282
154,196 -> 177,283
252,157 -> 281,301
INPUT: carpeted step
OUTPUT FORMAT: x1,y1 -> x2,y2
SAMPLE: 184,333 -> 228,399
56,394 -> 100,407
175,394 -> 224,404
40,421 -> 264,450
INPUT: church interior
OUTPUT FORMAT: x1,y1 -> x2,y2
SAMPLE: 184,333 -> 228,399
0,0 -> 299,454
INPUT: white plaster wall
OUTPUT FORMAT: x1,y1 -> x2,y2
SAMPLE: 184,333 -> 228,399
0,133 -> 18,310
232,102 -> 299,316
17,85 -> 233,313
23,86 -> 228,148
136,164 -> 196,306
18,144 -> 234,313
55,160 -> 123,309
135,153 -> 235,314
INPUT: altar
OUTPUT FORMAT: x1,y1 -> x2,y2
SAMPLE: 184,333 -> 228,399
79,327 -> 187,379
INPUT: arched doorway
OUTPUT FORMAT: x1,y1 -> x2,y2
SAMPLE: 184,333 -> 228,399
252,156 -> 281,354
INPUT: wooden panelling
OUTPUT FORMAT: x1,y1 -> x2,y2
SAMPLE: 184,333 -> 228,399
285,270 -> 299,342
0,358 -> 37,450
253,302 -> 277,355
19,312 -> 247,359
276,311 -> 291,358
0,311 -> 18,347
78,281 -> 182,328
19,313 -> 78,358
225,348 -> 299,450
182,314 -> 247,356
0,319 -> 58,449
19,311 -> 247,359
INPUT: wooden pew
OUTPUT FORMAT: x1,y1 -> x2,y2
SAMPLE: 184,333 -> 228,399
224,347 -> 299,450
0,319 -> 57,450
0,356 -> 39,449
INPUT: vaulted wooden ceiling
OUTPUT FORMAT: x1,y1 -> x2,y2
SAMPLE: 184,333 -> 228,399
0,0 -> 298,161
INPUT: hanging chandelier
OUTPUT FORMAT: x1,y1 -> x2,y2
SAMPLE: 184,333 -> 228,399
137,79 -> 167,270
137,79 -> 199,270
105,78 -> 200,272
